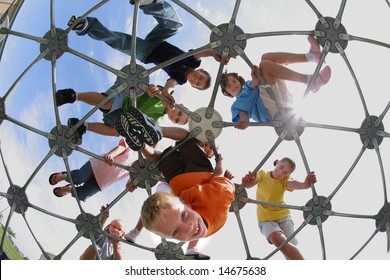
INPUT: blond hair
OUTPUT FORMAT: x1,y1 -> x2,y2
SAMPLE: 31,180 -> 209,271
141,192 -> 178,234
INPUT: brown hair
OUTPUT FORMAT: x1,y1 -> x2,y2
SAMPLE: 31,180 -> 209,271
219,70 -> 245,97
273,157 -> 296,172
198,69 -> 211,90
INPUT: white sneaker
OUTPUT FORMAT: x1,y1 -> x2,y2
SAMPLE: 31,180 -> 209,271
124,228 -> 140,243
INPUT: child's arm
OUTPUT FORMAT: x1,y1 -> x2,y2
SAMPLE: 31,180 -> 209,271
103,143 -> 127,166
249,66 -> 260,88
111,240 -> 123,260
241,171 -> 258,188
287,171 -> 317,190
125,178 -> 137,192
235,111 -> 250,130
161,126 -> 190,141
193,49 -> 230,64
212,154 -> 224,177
99,204 -> 109,228
162,79 -> 177,105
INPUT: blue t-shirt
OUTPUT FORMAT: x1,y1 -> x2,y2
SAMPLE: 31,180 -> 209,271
145,41 -> 201,85
231,81 -> 271,123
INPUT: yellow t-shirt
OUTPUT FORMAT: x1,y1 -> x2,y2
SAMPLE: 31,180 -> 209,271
256,170 -> 293,221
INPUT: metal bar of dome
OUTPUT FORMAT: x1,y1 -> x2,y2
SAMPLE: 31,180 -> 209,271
340,33 -> 390,50
0,143 -> 14,186
0,0 -> 25,60
303,121 -> 363,134
61,151 -> 88,218
27,202 -> 79,224
129,1 -> 140,74
373,139 -> 388,204
241,197 -> 307,212
323,210 -> 378,220
263,216 -> 311,260
5,115 -> 52,139
59,0 -> 109,40
49,0 -> 55,38
2,49 -> 49,101
304,0 -> 323,20
374,101 -> 390,128
61,45 -> 127,79
236,30 -> 312,41
213,120 -> 281,128
88,231 -> 101,260
235,133 -> 287,193
304,40 -> 330,96
55,229 -> 86,260
293,130 -> 319,199
350,225 -> 381,259
227,0 -> 240,34
50,50 -> 63,133
333,0 -> 347,31
0,28 -> 48,44
170,0 -> 220,34
21,146 -> 57,192
66,82 -> 127,138
323,139 -> 369,205
139,44 -> 213,78
207,59 -> 227,112
387,223 -> 390,252
232,200 -> 256,260
0,202 -> 15,253
316,217 -> 327,260
75,145 -> 138,174
335,42 -> 370,120
21,210 -> 49,260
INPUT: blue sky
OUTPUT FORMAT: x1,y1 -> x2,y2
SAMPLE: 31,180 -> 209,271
0,0 -> 389,261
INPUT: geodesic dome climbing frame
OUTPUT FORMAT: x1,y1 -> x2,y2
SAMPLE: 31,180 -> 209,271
0,0 -> 389,260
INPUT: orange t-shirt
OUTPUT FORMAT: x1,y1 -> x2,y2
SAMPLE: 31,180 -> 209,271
170,172 -> 235,237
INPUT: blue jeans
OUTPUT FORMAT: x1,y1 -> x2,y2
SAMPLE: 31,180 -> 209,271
66,161 -> 100,202
78,0 -> 183,62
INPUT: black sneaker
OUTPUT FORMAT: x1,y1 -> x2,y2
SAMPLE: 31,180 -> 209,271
123,106 -> 162,146
67,118 -> 86,145
116,118 -> 145,151
67,15 -> 87,31
129,0 -> 156,6
56,88 -> 76,106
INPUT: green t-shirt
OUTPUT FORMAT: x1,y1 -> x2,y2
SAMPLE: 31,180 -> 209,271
123,91 -> 167,123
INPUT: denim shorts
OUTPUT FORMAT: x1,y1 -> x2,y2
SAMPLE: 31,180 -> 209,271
258,215 -> 298,245
99,90 -> 124,127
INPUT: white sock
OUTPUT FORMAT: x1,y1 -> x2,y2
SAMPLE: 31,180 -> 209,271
305,52 -> 316,62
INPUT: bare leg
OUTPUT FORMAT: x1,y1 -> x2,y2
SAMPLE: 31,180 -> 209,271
87,122 -> 119,136
161,127 -> 189,141
80,245 -> 97,260
77,91 -> 112,111
261,52 -> 307,65
268,231 -> 304,260
141,145 -> 161,162
260,59 -> 308,85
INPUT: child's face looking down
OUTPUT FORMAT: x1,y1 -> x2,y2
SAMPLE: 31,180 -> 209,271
156,198 -> 207,241
224,75 -> 242,97
187,70 -> 209,90
271,161 -> 293,180
108,220 -> 125,238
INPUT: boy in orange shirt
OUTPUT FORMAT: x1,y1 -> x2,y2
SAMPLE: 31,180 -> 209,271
140,136 -> 235,242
